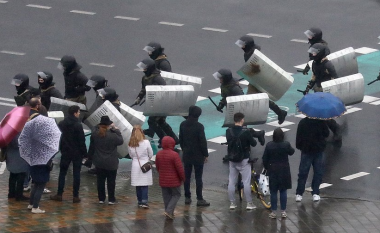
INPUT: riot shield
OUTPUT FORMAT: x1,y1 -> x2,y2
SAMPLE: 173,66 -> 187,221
322,73 -> 364,105
327,47 -> 358,78
84,101 -> 133,159
49,97 -> 87,117
143,85 -> 196,116
47,111 -> 64,124
160,71 -> 202,93
223,93 -> 269,127
119,102 -> 146,126
237,50 -> 294,101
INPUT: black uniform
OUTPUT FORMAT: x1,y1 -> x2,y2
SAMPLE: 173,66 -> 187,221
38,71 -> 63,110
216,69 -> 243,111
99,87 -> 121,112
145,42 -> 172,72
12,74 -> 33,106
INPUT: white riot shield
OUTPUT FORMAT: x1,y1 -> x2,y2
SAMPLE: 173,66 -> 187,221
160,71 -> 202,93
119,102 -> 146,126
47,111 -> 64,124
49,97 -> 87,117
322,73 -> 364,106
223,93 -> 269,127
143,85 -> 196,116
84,101 -> 132,158
237,50 -> 294,101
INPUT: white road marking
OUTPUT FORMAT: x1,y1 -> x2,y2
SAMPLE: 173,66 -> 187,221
134,68 -> 143,72
246,33 -> 272,38
208,136 -> 227,144
239,80 -> 249,85
341,172 -> 369,181
362,95 -> 380,103
0,0 -> 8,3
207,149 -> 216,153
294,114 -> 306,118
354,47 -> 378,54
208,88 -> 221,94
0,50 -> 25,56
45,56 -> 61,61
291,39 -> 308,43
196,96 -> 207,101
369,100 -> 380,106
202,27 -> 228,33
0,162 -> 6,175
305,183 -> 332,192
114,16 -> 140,21
266,121 -> 294,127
294,63 -> 308,70
26,4 -> 51,9
0,97 -> 15,102
344,107 -> 362,115
89,63 -> 115,68
70,10 -> 96,15
159,21 -> 184,27
378,167 -> 380,169
265,128 -> 290,136
0,101 -> 16,107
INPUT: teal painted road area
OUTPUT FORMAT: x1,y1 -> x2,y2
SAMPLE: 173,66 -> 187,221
145,51 -> 380,140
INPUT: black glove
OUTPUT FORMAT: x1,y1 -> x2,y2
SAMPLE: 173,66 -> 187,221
216,103 -> 224,112
83,159 -> 92,168
134,97 -> 141,105
302,64 -> 310,75
376,73 -> 380,80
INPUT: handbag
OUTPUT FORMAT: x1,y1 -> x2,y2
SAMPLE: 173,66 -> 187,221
259,169 -> 270,196
0,147 -> 7,162
135,148 -> 152,173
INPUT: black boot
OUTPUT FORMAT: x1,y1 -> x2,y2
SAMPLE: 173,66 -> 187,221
269,101 -> 287,125
249,129 -> 265,146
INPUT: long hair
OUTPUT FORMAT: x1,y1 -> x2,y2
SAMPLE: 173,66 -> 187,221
273,127 -> 284,143
128,125 -> 145,147
97,125 -> 108,138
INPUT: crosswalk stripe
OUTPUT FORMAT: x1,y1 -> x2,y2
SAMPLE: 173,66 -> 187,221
362,95 -> 380,103
354,47 -> 378,54
266,121 -> 294,127
340,172 -> 370,181
305,183 -> 332,191
344,107 -> 362,115
0,97 -> 15,102
208,88 -> 221,94
0,101 -> 16,107
207,136 -> 226,144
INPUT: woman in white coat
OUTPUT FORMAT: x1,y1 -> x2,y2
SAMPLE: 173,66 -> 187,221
128,125 -> 153,208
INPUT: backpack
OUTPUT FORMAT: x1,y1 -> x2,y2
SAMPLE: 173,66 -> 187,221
227,128 -> 246,162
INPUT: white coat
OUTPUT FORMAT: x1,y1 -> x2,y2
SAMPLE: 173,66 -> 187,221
128,140 -> 153,186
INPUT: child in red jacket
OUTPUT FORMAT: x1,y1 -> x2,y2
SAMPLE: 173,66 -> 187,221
155,136 -> 185,219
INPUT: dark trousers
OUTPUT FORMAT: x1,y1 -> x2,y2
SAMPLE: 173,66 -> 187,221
57,157 -> 82,197
162,187 -> 181,215
270,189 -> 287,211
96,168 -> 117,202
184,163 -> 204,200
296,151 -> 324,196
29,182 -> 46,208
147,116 -> 179,143
327,119 -> 340,137
136,186 -> 149,204
8,172 -> 26,198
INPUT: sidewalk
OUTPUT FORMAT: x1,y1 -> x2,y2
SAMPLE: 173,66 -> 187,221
1,166 -> 380,233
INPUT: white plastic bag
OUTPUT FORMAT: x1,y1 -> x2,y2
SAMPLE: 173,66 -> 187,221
259,169 -> 270,196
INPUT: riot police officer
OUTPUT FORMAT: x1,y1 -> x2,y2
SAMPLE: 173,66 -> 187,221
37,71 -> 63,110
12,74 -> 33,106
97,87 -> 121,112
143,42 -> 172,72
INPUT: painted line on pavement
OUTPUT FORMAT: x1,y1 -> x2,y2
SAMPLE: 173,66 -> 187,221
369,100 -> 380,106
305,183 -> 332,192
45,56 -> 61,61
266,121 -> 294,127
89,63 -> 115,68
247,33 -> 272,39
1,50 -> 25,56
197,96 -> 207,102
26,4 -> 51,9
0,101 -> 16,107
70,10 -> 96,15
354,47 -> 378,54
0,0 -> 8,3
207,149 -> 216,153
294,63 -> 308,70
208,136 -> 226,144
0,162 -> 6,175
208,88 -> 221,94
239,80 -> 249,85
265,128 -> 290,136
114,16 -> 140,21
159,21 -> 184,27
134,68 -> 143,72
362,95 -> 380,103
202,27 -> 228,33
294,114 -> 306,118
344,107 -> 362,115
0,97 -> 15,102
291,39 -> 308,43
341,172 -> 370,181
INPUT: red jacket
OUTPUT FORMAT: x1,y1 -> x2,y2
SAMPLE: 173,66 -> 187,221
155,136 -> 185,187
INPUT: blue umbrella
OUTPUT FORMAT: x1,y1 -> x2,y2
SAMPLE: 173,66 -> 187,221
296,92 -> 346,120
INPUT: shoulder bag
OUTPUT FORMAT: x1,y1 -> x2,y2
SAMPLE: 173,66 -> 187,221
135,148 -> 152,173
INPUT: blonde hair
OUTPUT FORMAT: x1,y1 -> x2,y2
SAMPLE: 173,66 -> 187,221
128,125 -> 145,147
97,125 -> 108,138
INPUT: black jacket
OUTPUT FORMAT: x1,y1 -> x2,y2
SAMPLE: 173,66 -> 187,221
262,141 -> 295,190
311,58 -> 338,87
40,84 -> 63,110
219,80 -> 243,107
58,115 -> 87,160
226,126 -> 257,160
137,71 -> 166,99
64,65 -> 90,98
296,118 -> 329,153
155,55 -> 172,72
179,116 -> 209,165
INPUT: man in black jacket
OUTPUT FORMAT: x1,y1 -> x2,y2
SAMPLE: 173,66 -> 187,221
179,105 -> 210,206
295,117 -> 329,202
143,41 -> 172,72
50,105 -> 87,203
226,113 -> 257,210
58,55 -> 91,105
37,71 -> 63,110
12,74 -> 34,106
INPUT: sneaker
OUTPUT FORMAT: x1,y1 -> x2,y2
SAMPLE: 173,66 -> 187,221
43,188 -> 51,194
73,197 -> 81,203
99,201 -> 104,204
295,194 -> 302,202
281,211 -> 287,218
23,186 -> 31,192
229,202 -> 237,210
108,201 -> 116,205
197,199 -> 210,207
185,197 -> 192,205
141,203 -> 149,209
50,194 -> 62,201
246,202 -> 257,210
269,212 -> 277,219
31,207 -> 45,214
27,205 -> 33,210
16,195 -> 30,201
313,194 -> 320,202
164,212 -> 174,220
278,110 -> 287,125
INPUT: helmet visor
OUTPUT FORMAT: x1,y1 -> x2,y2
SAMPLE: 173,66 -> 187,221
378,35 -> 380,39
87,80 -> 98,88
235,39 -> 246,48
57,62 -> 64,70
11,79 -> 22,86
37,71 -> 47,80
97,88 -> 106,98
307,47 -> 320,56
143,46 -> 155,55
304,30 -> 315,39
213,72 -> 222,80
136,61 -> 148,70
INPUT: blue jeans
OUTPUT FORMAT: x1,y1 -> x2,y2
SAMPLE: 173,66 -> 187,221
296,151 -> 324,196
270,189 -> 287,211
136,186 -> 148,204
184,163 -> 204,200
57,157 -> 82,197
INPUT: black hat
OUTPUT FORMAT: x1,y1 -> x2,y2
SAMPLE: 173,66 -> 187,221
99,115 -> 113,125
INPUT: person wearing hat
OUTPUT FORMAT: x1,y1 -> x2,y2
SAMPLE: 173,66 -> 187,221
11,73 -> 34,106
87,116 -> 123,204
37,71 -> 63,110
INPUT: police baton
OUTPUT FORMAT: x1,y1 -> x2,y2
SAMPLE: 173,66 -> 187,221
207,96 -> 223,113
367,79 -> 379,86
